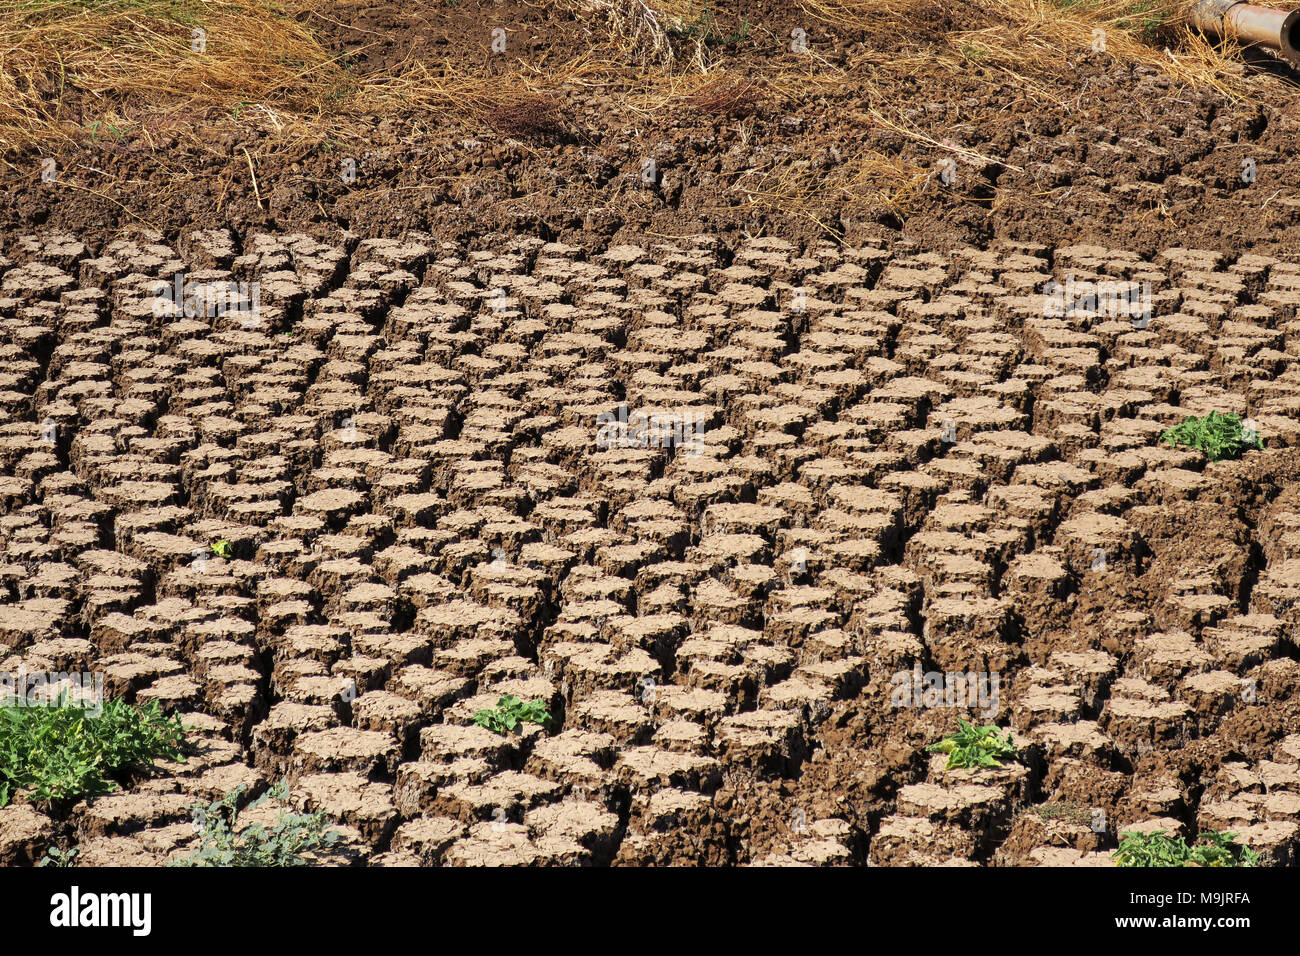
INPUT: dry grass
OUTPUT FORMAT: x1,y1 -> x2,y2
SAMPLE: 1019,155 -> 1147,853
864,105 -> 1025,171
1,0 -> 1275,159
565,0 -> 702,67
0,1 -> 615,157
945,0 -> 1253,98
352,53 -> 611,138
0,0 -> 351,155
798,0 -> 1262,98
730,148 -> 931,238
0,0 -> 1289,222
797,0 -> 920,30
680,74 -> 769,115
623,56 -> 850,121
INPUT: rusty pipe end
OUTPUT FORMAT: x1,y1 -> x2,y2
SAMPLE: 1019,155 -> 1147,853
1195,1 -> 1300,67
1234,5 -> 1300,67
1278,8 -> 1300,65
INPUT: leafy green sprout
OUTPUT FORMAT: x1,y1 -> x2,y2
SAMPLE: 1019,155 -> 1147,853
210,539 -> 233,559
927,719 -> 1018,770
0,694 -> 186,808
472,696 -> 552,736
171,781 -> 343,867
38,846 -> 79,867
1115,830 -> 1259,867
715,15 -> 750,45
85,120 -> 125,143
1159,411 -> 1263,462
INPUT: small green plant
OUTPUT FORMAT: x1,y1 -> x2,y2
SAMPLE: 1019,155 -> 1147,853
1115,830 -> 1259,867
210,539 -> 234,559
1115,0 -> 1171,37
927,719 -> 1018,770
473,695 -> 552,735
668,3 -> 748,45
85,119 -> 124,143
38,845 -> 79,867
668,3 -> 715,40
172,781 -> 342,867
714,15 -> 750,46
1048,0 -> 1170,37
1159,411 -> 1262,461
0,695 -> 186,807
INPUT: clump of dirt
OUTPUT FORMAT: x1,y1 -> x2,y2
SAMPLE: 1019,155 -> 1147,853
484,94 -> 572,140
681,76 -> 769,117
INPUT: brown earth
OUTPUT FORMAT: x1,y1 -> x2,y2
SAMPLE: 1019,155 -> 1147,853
5,0 -> 1300,258
3,0 -> 1300,868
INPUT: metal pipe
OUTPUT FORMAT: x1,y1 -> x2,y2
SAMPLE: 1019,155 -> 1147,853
1190,0 -> 1300,66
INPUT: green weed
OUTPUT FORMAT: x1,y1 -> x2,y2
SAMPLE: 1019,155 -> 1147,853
38,845 -> 79,867
171,781 -> 343,867
1159,410 -> 1263,461
927,719 -> 1018,770
668,3 -> 749,46
472,695 -> 552,735
714,15 -> 751,46
1046,0 -> 1172,35
85,119 -> 125,143
668,3 -> 713,39
0,695 -> 186,807
1115,830 -> 1259,867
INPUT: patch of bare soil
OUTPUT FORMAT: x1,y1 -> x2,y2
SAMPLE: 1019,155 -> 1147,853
3,222 -> 1300,867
